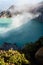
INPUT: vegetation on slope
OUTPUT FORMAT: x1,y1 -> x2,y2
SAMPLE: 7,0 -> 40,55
0,48 -> 30,65
0,37 -> 43,65
22,37 -> 43,65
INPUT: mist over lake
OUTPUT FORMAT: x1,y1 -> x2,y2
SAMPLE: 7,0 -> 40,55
0,0 -> 43,47
0,18 -> 43,47
0,1 -> 43,65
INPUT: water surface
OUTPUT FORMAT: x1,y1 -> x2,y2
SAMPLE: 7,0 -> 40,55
0,18 -> 43,47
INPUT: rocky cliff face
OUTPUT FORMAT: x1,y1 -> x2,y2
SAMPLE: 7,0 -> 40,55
35,47 -> 43,65
0,5 -> 15,18
30,2 -> 43,13
33,13 -> 43,22
30,2 -> 43,22
0,11 -> 12,18
0,2 -> 43,22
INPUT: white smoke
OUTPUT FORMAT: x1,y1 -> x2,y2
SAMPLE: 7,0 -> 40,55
0,5 -> 40,35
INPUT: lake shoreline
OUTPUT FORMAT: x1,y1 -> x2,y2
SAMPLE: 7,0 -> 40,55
0,36 -> 43,65
0,36 -> 43,50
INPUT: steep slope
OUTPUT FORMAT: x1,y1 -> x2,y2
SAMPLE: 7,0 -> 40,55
0,1 -> 43,21
30,2 -> 43,22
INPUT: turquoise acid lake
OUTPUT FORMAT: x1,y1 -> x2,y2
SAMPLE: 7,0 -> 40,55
0,18 -> 43,47
0,18 -> 12,27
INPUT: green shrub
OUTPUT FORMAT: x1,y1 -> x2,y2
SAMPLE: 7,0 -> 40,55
0,49 -> 30,65
9,51 -> 29,65
0,58 -> 5,65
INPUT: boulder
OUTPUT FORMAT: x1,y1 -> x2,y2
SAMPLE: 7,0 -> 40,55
35,47 -> 43,64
